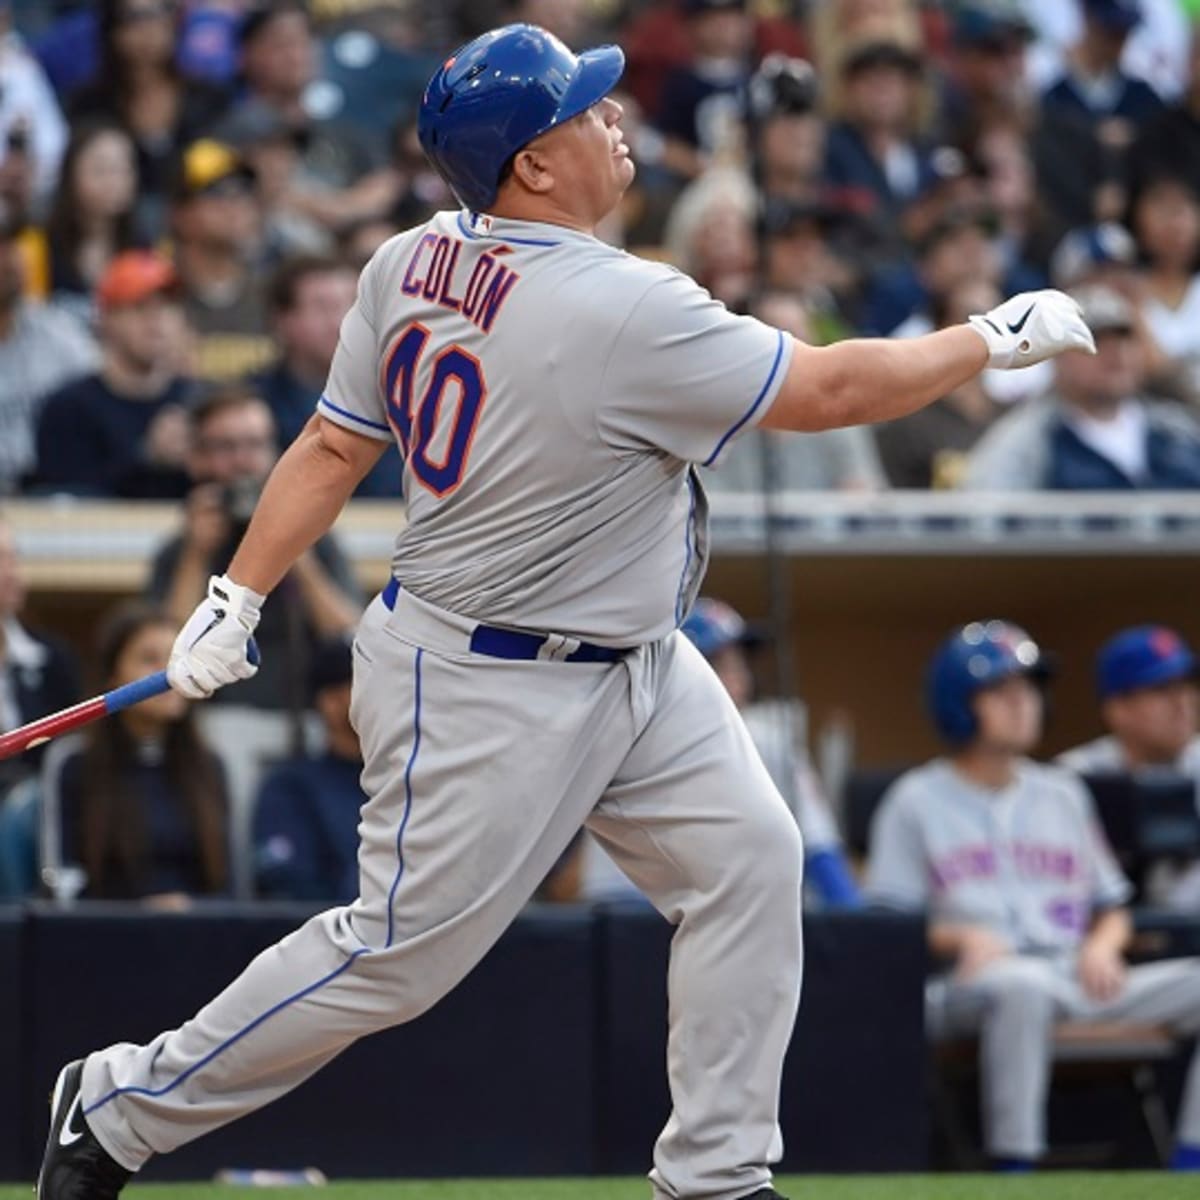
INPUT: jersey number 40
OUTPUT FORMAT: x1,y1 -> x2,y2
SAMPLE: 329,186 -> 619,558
383,321 -> 486,498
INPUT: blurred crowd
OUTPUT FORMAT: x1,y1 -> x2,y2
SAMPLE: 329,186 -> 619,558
0,0 -> 1198,919
0,0 -> 1198,495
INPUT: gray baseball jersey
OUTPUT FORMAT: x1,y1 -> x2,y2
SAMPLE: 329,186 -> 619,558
317,210 -> 792,644
867,758 -> 1132,953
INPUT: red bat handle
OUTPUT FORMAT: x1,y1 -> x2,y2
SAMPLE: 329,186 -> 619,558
0,697 -> 108,760
0,638 -> 260,762
0,669 -> 172,761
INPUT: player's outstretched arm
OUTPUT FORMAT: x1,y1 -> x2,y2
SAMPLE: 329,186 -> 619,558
167,416 -> 387,699
761,290 -> 1095,434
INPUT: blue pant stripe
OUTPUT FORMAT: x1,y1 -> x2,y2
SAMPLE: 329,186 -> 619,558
386,647 -> 423,948
83,950 -> 368,1116
84,648 -> 427,1116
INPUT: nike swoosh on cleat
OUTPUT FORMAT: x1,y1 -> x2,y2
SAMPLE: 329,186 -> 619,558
1006,304 -> 1036,334
58,1092 -> 85,1148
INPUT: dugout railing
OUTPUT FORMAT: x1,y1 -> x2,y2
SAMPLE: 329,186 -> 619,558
9,492 -> 1200,768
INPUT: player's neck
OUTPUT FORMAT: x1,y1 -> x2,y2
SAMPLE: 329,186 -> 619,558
487,195 -> 597,236
1117,737 -> 1183,770
950,747 -> 1018,791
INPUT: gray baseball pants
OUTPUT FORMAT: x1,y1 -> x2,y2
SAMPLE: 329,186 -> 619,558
928,953 -> 1200,1159
81,588 -> 805,1200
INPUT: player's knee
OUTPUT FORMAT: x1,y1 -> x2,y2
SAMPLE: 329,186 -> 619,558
985,963 -> 1056,1023
741,802 -> 804,901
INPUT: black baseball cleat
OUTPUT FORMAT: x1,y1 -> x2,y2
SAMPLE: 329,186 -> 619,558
37,1060 -> 131,1200
740,1191 -> 788,1200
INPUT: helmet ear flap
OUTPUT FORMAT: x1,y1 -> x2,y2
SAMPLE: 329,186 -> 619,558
927,647 -> 980,745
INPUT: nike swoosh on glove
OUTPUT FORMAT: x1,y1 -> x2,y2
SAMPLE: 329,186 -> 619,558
168,574 -> 264,699
968,289 -> 1097,370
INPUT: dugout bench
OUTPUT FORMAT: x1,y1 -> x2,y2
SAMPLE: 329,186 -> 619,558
12,492 -> 1200,771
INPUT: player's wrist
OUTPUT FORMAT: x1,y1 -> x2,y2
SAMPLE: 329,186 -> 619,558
209,573 -> 265,631
960,321 -> 998,367
965,315 -> 1013,370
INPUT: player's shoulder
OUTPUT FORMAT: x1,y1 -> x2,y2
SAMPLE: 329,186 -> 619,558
1015,758 -> 1091,805
878,759 -> 951,817
544,238 -> 688,308
1181,737 -> 1200,775
1056,735 -> 1121,774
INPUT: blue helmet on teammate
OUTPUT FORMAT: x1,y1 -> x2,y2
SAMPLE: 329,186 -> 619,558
927,620 -> 1053,744
417,24 -> 626,213
681,598 -> 765,660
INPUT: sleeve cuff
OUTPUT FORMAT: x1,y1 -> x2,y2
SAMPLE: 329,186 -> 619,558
318,395 -> 395,442
701,329 -> 793,468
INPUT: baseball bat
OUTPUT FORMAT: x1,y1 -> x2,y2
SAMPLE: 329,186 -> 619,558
0,640 -> 260,762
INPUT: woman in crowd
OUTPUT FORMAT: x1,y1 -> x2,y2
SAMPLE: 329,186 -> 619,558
1132,173 -> 1200,404
68,0 -> 230,238
47,604 -> 228,904
44,120 -> 141,317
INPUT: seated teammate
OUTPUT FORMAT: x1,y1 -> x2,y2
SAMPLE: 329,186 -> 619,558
867,620 -> 1200,1171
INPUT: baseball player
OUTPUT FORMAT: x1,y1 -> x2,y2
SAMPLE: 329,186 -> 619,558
866,621 -> 1200,1171
1059,625 -> 1200,777
680,598 -> 860,908
39,24 -> 1095,1200
1058,625 -> 1200,908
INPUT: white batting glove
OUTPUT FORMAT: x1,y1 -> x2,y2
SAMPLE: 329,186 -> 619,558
167,574 -> 264,699
968,289 -> 1096,370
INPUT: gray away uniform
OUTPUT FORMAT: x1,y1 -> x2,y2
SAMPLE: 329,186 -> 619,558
867,758 -> 1200,1160
80,211 -> 803,1200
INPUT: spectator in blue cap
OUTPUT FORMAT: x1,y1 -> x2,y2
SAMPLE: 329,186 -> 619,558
680,598 -> 861,909
1042,0 -> 1164,131
1131,22 -> 1200,206
1060,625 -> 1200,777
654,0 -> 753,182
1035,0 -> 1164,248
938,0 -> 1035,145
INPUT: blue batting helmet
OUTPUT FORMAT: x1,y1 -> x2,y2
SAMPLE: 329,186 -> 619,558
926,620 -> 1053,744
1096,625 -> 1198,700
417,24 -> 625,213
